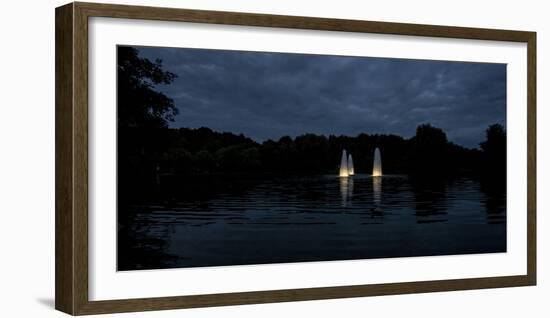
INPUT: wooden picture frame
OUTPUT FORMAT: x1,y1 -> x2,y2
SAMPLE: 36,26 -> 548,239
56,2 -> 536,315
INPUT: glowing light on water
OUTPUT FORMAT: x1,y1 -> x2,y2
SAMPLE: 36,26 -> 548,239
373,176 -> 381,205
340,176 -> 354,206
339,150 -> 349,177
372,147 -> 382,177
348,154 -> 354,176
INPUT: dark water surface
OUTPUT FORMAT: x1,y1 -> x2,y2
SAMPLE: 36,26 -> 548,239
118,174 -> 506,270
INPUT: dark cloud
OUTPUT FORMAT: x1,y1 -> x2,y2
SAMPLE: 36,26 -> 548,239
137,46 -> 506,149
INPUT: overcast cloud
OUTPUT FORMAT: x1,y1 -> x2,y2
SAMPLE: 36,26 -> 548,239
136,46 -> 506,149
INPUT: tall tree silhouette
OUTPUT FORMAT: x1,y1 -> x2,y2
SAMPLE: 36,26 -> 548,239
480,124 -> 506,177
118,46 -> 178,128
409,124 -> 449,175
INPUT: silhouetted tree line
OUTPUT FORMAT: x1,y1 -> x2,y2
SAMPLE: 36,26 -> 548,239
120,124 -> 505,176
117,46 -> 506,199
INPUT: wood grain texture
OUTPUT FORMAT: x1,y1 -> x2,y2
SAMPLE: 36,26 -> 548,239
75,276 -> 533,315
73,2 -> 90,313
55,3 -> 75,315
75,1 -> 533,42
55,2 -> 537,315
526,33 -> 537,285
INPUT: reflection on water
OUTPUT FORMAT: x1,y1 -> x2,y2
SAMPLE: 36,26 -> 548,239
118,174 -> 506,270
373,176 -> 382,206
340,177 -> 354,207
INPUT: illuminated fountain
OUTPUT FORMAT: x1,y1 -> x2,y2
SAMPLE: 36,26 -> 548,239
372,147 -> 382,177
339,150 -> 353,205
348,154 -> 354,176
339,150 -> 349,177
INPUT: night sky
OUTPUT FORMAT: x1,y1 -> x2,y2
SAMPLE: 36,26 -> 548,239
137,46 -> 506,149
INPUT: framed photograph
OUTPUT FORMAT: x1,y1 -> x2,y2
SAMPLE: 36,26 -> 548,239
55,2 -> 536,315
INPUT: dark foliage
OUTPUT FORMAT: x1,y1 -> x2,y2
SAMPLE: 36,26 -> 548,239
480,124 -> 507,179
118,124 -> 505,200
118,46 -> 178,128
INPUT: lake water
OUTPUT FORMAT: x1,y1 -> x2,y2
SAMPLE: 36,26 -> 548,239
118,174 -> 506,270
